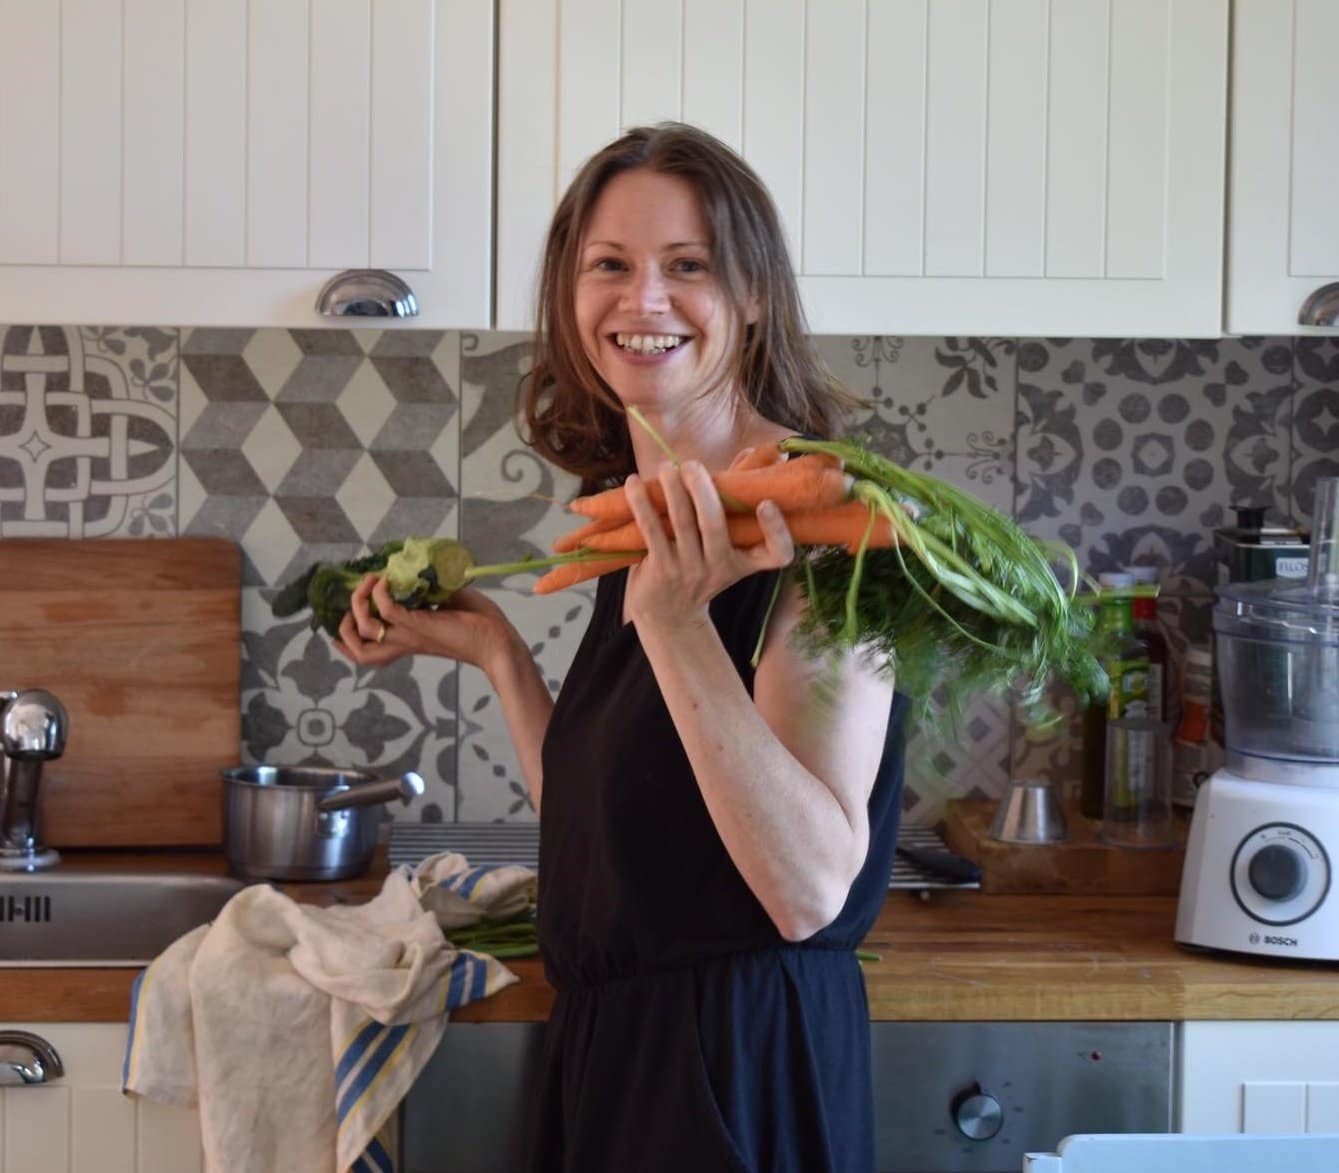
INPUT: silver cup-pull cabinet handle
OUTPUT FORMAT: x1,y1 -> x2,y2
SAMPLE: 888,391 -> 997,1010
1298,282 -> 1339,327
0,1030 -> 64,1085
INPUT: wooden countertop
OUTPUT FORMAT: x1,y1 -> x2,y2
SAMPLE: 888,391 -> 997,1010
5,851 -> 1338,1023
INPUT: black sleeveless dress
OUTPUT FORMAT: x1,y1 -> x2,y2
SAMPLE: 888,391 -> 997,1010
526,567 -> 909,1173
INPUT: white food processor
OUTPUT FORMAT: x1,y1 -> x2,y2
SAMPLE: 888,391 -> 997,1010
1176,477 -> 1339,961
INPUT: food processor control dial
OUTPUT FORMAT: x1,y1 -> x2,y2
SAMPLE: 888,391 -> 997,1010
1231,823 -> 1331,927
1248,843 -> 1305,902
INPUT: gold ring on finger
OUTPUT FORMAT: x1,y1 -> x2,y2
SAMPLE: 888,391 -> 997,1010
375,621 -> 388,645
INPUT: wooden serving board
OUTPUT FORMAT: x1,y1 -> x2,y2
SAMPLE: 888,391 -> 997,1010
944,797 -> 1189,895
0,538 -> 241,847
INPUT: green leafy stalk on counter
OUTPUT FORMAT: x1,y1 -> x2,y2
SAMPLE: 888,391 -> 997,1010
447,910 -> 539,960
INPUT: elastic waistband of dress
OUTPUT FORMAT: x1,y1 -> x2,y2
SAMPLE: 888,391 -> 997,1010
550,940 -> 859,995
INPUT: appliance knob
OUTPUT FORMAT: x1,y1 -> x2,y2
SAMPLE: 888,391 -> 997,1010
1248,842 -> 1306,902
950,1082 -> 1003,1141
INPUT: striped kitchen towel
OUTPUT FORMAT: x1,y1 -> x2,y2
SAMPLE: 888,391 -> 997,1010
123,852 -> 534,1173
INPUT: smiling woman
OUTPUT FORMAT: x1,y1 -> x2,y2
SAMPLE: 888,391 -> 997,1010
332,122 -> 907,1173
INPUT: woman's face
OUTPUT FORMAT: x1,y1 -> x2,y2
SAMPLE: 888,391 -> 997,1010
574,167 -> 741,414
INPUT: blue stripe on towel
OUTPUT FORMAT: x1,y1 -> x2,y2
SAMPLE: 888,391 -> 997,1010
443,954 -> 471,1011
470,953 -> 489,1002
121,968 -> 148,1088
336,1019 -> 384,1090
458,864 -> 498,899
337,1024 -> 410,1123
366,1135 -> 394,1173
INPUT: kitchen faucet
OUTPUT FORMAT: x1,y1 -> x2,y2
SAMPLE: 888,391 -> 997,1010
0,689 -> 69,871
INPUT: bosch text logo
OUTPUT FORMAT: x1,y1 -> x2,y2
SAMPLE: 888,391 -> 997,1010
1263,934 -> 1299,947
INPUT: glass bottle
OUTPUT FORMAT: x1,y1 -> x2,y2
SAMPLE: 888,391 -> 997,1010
1081,572 -> 1152,820
1125,565 -> 1169,722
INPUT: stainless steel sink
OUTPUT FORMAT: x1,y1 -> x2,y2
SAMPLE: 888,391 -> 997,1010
0,871 -> 245,966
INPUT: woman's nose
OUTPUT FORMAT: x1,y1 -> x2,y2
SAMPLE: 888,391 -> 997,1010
620,266 -> 670,314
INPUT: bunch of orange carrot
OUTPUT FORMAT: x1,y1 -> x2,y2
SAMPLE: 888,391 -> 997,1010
533,442 -> 898,594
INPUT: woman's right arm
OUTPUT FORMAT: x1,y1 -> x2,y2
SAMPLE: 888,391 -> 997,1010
336,574 -> 552,812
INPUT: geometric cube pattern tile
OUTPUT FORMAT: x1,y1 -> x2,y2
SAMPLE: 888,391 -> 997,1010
3,324 -> 1326,826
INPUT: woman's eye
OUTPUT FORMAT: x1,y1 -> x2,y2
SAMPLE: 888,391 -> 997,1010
591,257 -> 625,272
672,258 -> 706,273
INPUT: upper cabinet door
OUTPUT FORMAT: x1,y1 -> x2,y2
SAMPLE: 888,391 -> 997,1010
0,0 -> 492,329
1228,0 -> 1339,336
496,0 -> 1228,336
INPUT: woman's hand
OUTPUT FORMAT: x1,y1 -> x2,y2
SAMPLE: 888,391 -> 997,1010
623,459 -> 794,634
335,573 -> 518,674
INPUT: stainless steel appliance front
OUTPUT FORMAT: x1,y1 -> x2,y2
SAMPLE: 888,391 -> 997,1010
401,1020 -> 1173,1172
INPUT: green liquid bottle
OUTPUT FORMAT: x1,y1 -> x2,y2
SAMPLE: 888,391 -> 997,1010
1081,572 -> 1152,820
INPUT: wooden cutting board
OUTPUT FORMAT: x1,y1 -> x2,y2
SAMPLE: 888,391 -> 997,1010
944,797 -> 1190,895
0,538 -> 241,847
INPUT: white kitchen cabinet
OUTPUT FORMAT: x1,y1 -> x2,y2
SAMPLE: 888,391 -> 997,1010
0,1024 -> 201,1173
496,0 -> 1229,337
0,0 -> 492,329
1227,0 -> 1339,335
1177,1021 -> 1339,1134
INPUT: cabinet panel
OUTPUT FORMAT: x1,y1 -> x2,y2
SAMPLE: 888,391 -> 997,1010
558,0 -> 621,196
1106,0 -> 1168,280
742,0 -> 803,267
247,0 -> 308,269
0,0 -> 492,328
0,2 -> 60,264
310,0 -> 372,269
683,0 -> 744,153
803,0 -> 864,276
125,0 -> 187,267
620,2 -> 681,131
865,0 -> 926,277
0,1024 -> 203,1173
985,0 -> 1047,278
1288,0 -> 1339,278
924,0 -> 986,278
184,0 -> 247,267
1227,0 -> 1339,333
1178,1021 -> 1339,1134
370,0 -> 434,271
62,0 -> 124,266
497,0 -> 1228,335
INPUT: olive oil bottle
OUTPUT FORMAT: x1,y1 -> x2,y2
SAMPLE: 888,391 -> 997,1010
1081,572 -> 1152,820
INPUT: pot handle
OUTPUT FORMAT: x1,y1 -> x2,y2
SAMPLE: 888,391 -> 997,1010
317,771 -> 425,813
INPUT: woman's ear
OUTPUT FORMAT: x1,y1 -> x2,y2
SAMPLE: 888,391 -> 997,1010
744,291 -> 761,326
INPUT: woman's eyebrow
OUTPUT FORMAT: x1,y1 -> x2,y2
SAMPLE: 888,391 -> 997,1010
581,240 -> 710,251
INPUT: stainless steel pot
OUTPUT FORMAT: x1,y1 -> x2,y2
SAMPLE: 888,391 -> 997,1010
221,765 -> 425,881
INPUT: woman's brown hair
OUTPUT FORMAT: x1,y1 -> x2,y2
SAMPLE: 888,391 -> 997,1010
519,122 -> 860,493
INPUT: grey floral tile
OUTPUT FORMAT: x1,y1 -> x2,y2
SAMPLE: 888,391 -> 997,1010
454,332 -> 591,822
239,586 -> 459,821
1013,337 -> 1294,597
0,325 -> 178,538
813,335 -> 1017,511
1291,339 -> 1339,528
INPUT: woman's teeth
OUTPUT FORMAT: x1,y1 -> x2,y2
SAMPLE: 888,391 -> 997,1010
615,333 -> 684,355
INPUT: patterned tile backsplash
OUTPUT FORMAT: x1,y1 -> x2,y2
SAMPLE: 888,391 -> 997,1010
2,325 -> 1336,825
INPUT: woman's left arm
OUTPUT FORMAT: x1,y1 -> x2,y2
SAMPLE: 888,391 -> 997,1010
626,461 -> 894,942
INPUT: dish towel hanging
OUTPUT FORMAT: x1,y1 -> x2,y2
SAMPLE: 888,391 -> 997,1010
122,852 -> 537,1173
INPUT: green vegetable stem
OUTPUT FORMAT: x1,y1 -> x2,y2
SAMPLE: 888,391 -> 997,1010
270,536 -> 629,638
